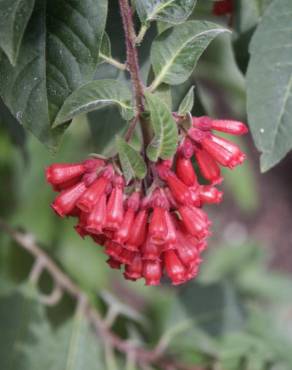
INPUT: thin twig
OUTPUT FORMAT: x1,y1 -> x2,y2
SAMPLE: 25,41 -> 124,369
99,53 -> 127,70
135,25 -> 148,44
39,283 -> 63,306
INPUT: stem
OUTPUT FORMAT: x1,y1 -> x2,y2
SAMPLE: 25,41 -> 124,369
119,0 -> 145,113
99,53 -> 127,70
135,25 -> 148,44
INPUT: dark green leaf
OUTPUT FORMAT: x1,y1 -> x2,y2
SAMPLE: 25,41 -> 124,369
246,0 -> 292,171
150,21 -> 229,89
0,0 -> 35,65
55,79 -> 133,125
88,106 -> 128,157
116,136 -> 146,183
0,98 -> 28,161
136,0 -> 197,24
178,85 -> 194,114
0,0 -> 108,149
145,92 -> 178,161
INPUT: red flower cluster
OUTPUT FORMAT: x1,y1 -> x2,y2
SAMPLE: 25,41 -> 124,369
46,115 -> 248,286
212,0 -> 233,16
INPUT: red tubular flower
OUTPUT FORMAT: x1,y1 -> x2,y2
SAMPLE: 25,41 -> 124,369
124,254 -> 143,280
85,193 -> 107,234
213,0 -> 233,16
149,207 -> 168,245
76,165 -> 114,213
157,167 -> 191,205
143,260 -> 162,286
164,211 -> 177,245
210,119 -> 248,135
126,209 -> 148,251
117,248 -> 136,265
105,241 -> 123,260
179,206 -> 210,239
176,156 -> 198,187
51,182 -> 87,217
201,134 -> 246,168
141,236 -> 161,260
199,185 -> 223,204
175,231 -> 199,268
83,158 -> 105,171
106,257 -> 122,270
74,211 -> 89,238
46,163 -> 85,186
76,176 -> 108,213
195,149 -> 223,185
52,177 -> 82,192
114,192 -> 140,244
105,176 -> 125,231
178,137 -> 194,158
164,250 -> 186,285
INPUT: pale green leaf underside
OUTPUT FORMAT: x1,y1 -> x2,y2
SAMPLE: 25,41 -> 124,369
145,92 -> 178,161
52,311 -> 102,370
136,0 -> 196,24
151,21 -> 229,88
55,79 -> 134,125
116,136 -> 147,183
178,85 -> 195,114
0,0 -> 35,65
0,0 -> 107,149
246,0 -> 292,172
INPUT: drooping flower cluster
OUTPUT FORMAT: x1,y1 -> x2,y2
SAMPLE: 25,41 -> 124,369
46,115 -> 248,286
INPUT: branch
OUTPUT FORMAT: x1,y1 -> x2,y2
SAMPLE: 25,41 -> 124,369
0,218 -> 206,370
99,53 -> 127,71
119,0 -> 145,114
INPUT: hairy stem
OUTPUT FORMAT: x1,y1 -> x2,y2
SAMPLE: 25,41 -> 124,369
119,0 -> 145,114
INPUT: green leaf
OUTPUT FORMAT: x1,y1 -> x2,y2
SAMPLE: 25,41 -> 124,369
55,79 -> 133,125
0,284 -> 53,370
145,92 -> 178,161
0,0 -> 35,65
178,85 -> 194,114
136,0 -> 197,24
0,284 -> 104,370
179,281 -> 245,336
0,0 -> 108,149
52,309 -> 102,370
88,106 -> 128,157
246,0 -> 292,171
98,32 -> 111,63
150,21 -> 229,89
116,136 -> 146,183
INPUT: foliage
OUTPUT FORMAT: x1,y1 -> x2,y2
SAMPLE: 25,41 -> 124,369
1,0 -> 292,369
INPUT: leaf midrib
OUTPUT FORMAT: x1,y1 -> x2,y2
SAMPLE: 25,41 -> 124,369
64,313 -> 84,370
147,0 -> 175,21
153,28 -> 225,88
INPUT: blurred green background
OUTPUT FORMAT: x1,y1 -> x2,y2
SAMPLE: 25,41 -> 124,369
1,1 -> 292,369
